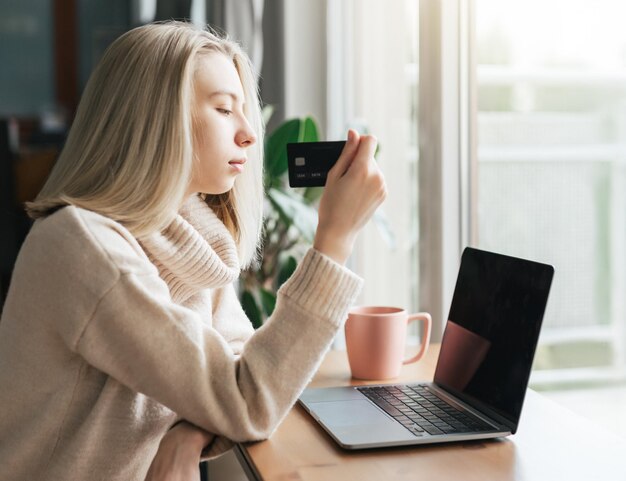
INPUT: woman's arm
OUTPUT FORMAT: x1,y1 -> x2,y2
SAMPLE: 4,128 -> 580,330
72,247 -> 362,442
144,421 -> 212,481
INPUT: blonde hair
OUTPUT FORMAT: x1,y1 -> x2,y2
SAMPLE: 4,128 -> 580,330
26,21 -> 265,267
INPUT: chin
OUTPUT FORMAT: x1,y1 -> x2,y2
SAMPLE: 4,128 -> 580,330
201,184 -> 235,195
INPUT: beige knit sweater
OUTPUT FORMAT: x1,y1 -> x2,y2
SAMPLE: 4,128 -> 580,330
0,195 -> 362,481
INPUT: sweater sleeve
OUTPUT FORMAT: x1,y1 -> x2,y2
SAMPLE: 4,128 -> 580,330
74,248 -> 362,442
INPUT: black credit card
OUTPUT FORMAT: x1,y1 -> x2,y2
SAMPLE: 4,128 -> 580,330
287,141 -> 346,187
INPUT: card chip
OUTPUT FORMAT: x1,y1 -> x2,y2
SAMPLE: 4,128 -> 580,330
295,157 -> 306,167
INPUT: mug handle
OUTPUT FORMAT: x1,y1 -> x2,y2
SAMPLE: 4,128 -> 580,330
402,312 -> 432,365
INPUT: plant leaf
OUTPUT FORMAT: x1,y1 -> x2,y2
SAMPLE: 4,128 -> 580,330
267,188 -> 318,242
300,116 -> 320,142
303,186 -> 324,204
241,290 -> 263,329
260,288 -> 277,317
265,118 -> 301,180
277,256 -> 298,287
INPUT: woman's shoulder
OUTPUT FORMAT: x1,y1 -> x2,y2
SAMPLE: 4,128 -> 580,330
26,205 -> 156,277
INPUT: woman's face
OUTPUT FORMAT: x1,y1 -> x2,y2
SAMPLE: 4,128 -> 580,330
187,52 -> 257,196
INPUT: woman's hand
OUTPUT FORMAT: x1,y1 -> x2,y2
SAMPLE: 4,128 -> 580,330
144,421 -> 213,481
313,129 -> 387,264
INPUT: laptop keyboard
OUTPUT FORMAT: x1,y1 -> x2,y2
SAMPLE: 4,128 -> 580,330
358,384 -> 494,437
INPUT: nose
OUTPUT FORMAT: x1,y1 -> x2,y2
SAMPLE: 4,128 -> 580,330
236,118 -> 257,148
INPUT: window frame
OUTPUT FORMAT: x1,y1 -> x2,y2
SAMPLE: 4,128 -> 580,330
418,0 -> 476,340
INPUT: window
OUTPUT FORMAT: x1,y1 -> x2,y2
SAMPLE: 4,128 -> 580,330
327,0 -> 421,323
299,0 -> 625,387
0,1 -> 54,116
476,0 -> 626,385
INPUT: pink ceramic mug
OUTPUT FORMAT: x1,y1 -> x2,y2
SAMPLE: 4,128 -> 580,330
345,306 -> 432,380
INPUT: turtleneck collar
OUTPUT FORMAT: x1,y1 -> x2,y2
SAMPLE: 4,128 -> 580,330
138,195 -> 240,304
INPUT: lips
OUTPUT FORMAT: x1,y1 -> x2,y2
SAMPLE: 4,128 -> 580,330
228,159 -> 246,173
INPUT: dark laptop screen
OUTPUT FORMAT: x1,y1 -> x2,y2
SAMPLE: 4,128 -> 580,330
433,247 -> 554,431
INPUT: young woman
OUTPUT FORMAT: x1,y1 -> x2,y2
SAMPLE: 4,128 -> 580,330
0,21 -> 386,481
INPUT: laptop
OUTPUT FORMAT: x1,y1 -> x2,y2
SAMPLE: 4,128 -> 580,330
298,247 -> 554,449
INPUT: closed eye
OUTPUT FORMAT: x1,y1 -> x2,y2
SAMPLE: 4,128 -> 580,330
216,108 -> 233,116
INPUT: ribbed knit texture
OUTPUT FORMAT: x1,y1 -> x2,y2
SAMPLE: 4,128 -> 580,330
139,195 -> 240,303
279,248 -> 363,325
0,202 -> 363,481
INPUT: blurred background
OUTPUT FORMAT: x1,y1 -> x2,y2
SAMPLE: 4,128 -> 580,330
1,0 -> 625,477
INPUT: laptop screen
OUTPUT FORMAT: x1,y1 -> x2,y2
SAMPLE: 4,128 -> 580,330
433,247 -> 554,431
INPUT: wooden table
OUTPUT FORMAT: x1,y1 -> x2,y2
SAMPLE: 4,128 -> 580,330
235,345 -> 626,480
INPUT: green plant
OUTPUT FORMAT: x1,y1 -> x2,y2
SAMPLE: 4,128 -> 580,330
239,112 -> 323,328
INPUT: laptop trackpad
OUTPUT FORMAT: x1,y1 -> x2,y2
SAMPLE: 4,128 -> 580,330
311,400 -> 397,427
309,400 -> 415,446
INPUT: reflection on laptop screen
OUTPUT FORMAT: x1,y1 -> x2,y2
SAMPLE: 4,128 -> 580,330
434,248 -> 554,429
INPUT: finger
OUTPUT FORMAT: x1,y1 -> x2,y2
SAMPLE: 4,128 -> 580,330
357,135 -> 378,162
327,129 -> 360,180
344,135 -> 378,175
